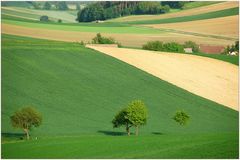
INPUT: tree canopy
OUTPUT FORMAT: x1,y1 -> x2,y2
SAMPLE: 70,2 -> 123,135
76,2 -> 170,22
173,111 -> 190,126
10,107 -> 42,140
112,100 -> 148,136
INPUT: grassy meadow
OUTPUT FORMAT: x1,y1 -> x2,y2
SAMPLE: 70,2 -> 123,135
1,1 -> 239,159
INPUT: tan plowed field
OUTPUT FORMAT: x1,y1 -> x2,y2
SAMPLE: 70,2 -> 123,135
87,45 -> 238,111
144,15 -> 239,38
2,24 -> 235,47
109,1 -> 238,22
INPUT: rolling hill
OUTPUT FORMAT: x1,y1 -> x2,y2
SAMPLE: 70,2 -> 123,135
2,34 -> 238,158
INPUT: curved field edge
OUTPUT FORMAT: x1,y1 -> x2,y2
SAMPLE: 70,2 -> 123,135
2,133 -> 239,158
122,46 -> 239,66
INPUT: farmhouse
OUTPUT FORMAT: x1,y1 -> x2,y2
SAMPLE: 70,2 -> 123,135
199,44 -> 225,54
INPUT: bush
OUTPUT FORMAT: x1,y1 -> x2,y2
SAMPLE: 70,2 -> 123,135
142,41 -> 184,53
173,110 -> 190,125
92,33 -> 119,45
58,19 -> 62,23
40,15 -> 49,22
184,41 -> 199,52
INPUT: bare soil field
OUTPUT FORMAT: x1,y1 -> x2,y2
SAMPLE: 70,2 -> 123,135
109,2 -> 238,22
87,45 -> 238,111
144,15 -> 239,38
2,24 -> 235,47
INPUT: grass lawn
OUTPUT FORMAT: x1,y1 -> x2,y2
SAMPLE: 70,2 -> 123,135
1,34 -> 238,158
125,7 -> 239,24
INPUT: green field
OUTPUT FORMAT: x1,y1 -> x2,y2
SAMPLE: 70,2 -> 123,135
2,133 -> 238,158
126,7 -> 239,24
2,19 -> 165,34
1,34 -> 239,158
1,7 -> 78,23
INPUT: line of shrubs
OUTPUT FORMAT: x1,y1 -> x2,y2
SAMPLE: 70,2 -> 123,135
79,33 -> 121,47
142,41 -> 199,53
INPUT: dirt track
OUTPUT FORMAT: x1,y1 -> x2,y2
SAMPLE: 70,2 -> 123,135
87,45 -> 238,111
110,1 -> 238,22
2,23 -> 235,47
145,15 -> 239,38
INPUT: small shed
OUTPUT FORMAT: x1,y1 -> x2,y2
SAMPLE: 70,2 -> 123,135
184,48 -> 193,53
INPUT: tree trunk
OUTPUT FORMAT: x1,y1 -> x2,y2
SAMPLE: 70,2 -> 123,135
135,125 -> 139,136
126,123 -> 130,136
23,128 -> 29,140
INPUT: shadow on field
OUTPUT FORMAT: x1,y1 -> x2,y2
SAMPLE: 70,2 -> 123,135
152,132 -> 163,135
97,130 -> 126,136
2,132 -> 25,139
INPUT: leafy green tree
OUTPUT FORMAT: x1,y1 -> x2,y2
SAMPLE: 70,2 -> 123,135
112,108 -> 132,136
112,100 -> 148,136
10,107 -> 42,140
184,41 -> 199,53
43,2 -> 51,10
126,100 -> 148,136
173,111 -> 190,126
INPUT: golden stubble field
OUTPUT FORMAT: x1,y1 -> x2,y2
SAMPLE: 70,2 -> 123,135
87,45 -> 238,111
2,23 -> 236,47
144,15 -> 239,39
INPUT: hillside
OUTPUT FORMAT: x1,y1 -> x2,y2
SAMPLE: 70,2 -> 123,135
2,34 -> 239,158
87,45 -> 238,110
2,34 -> 238,135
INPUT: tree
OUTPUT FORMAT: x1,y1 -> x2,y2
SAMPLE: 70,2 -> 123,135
40,15 -> 49,22
112,108 -> 132,136
173,111 -> 190,126
10,107 -> 42,140
112,100 -> 148,136
126,100 -> 148,136
43,2 -> 51,10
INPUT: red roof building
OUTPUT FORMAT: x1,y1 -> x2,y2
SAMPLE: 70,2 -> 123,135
199,44 -> 225,54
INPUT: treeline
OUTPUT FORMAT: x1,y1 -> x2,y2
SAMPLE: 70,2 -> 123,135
76,1 -> 173,22
30,1 -> 69,10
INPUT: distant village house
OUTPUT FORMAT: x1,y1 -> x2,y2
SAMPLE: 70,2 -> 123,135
199,44 -> 225,54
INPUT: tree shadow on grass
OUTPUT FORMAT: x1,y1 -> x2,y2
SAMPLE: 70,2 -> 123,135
152,132 -> 164,135
97,130 -> 127,136
2,132 -> 25,140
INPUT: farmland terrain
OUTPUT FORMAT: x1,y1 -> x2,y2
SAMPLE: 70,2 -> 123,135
1,1 -> 239,48
87,45 -> 238,110
1,1 -> 239,159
